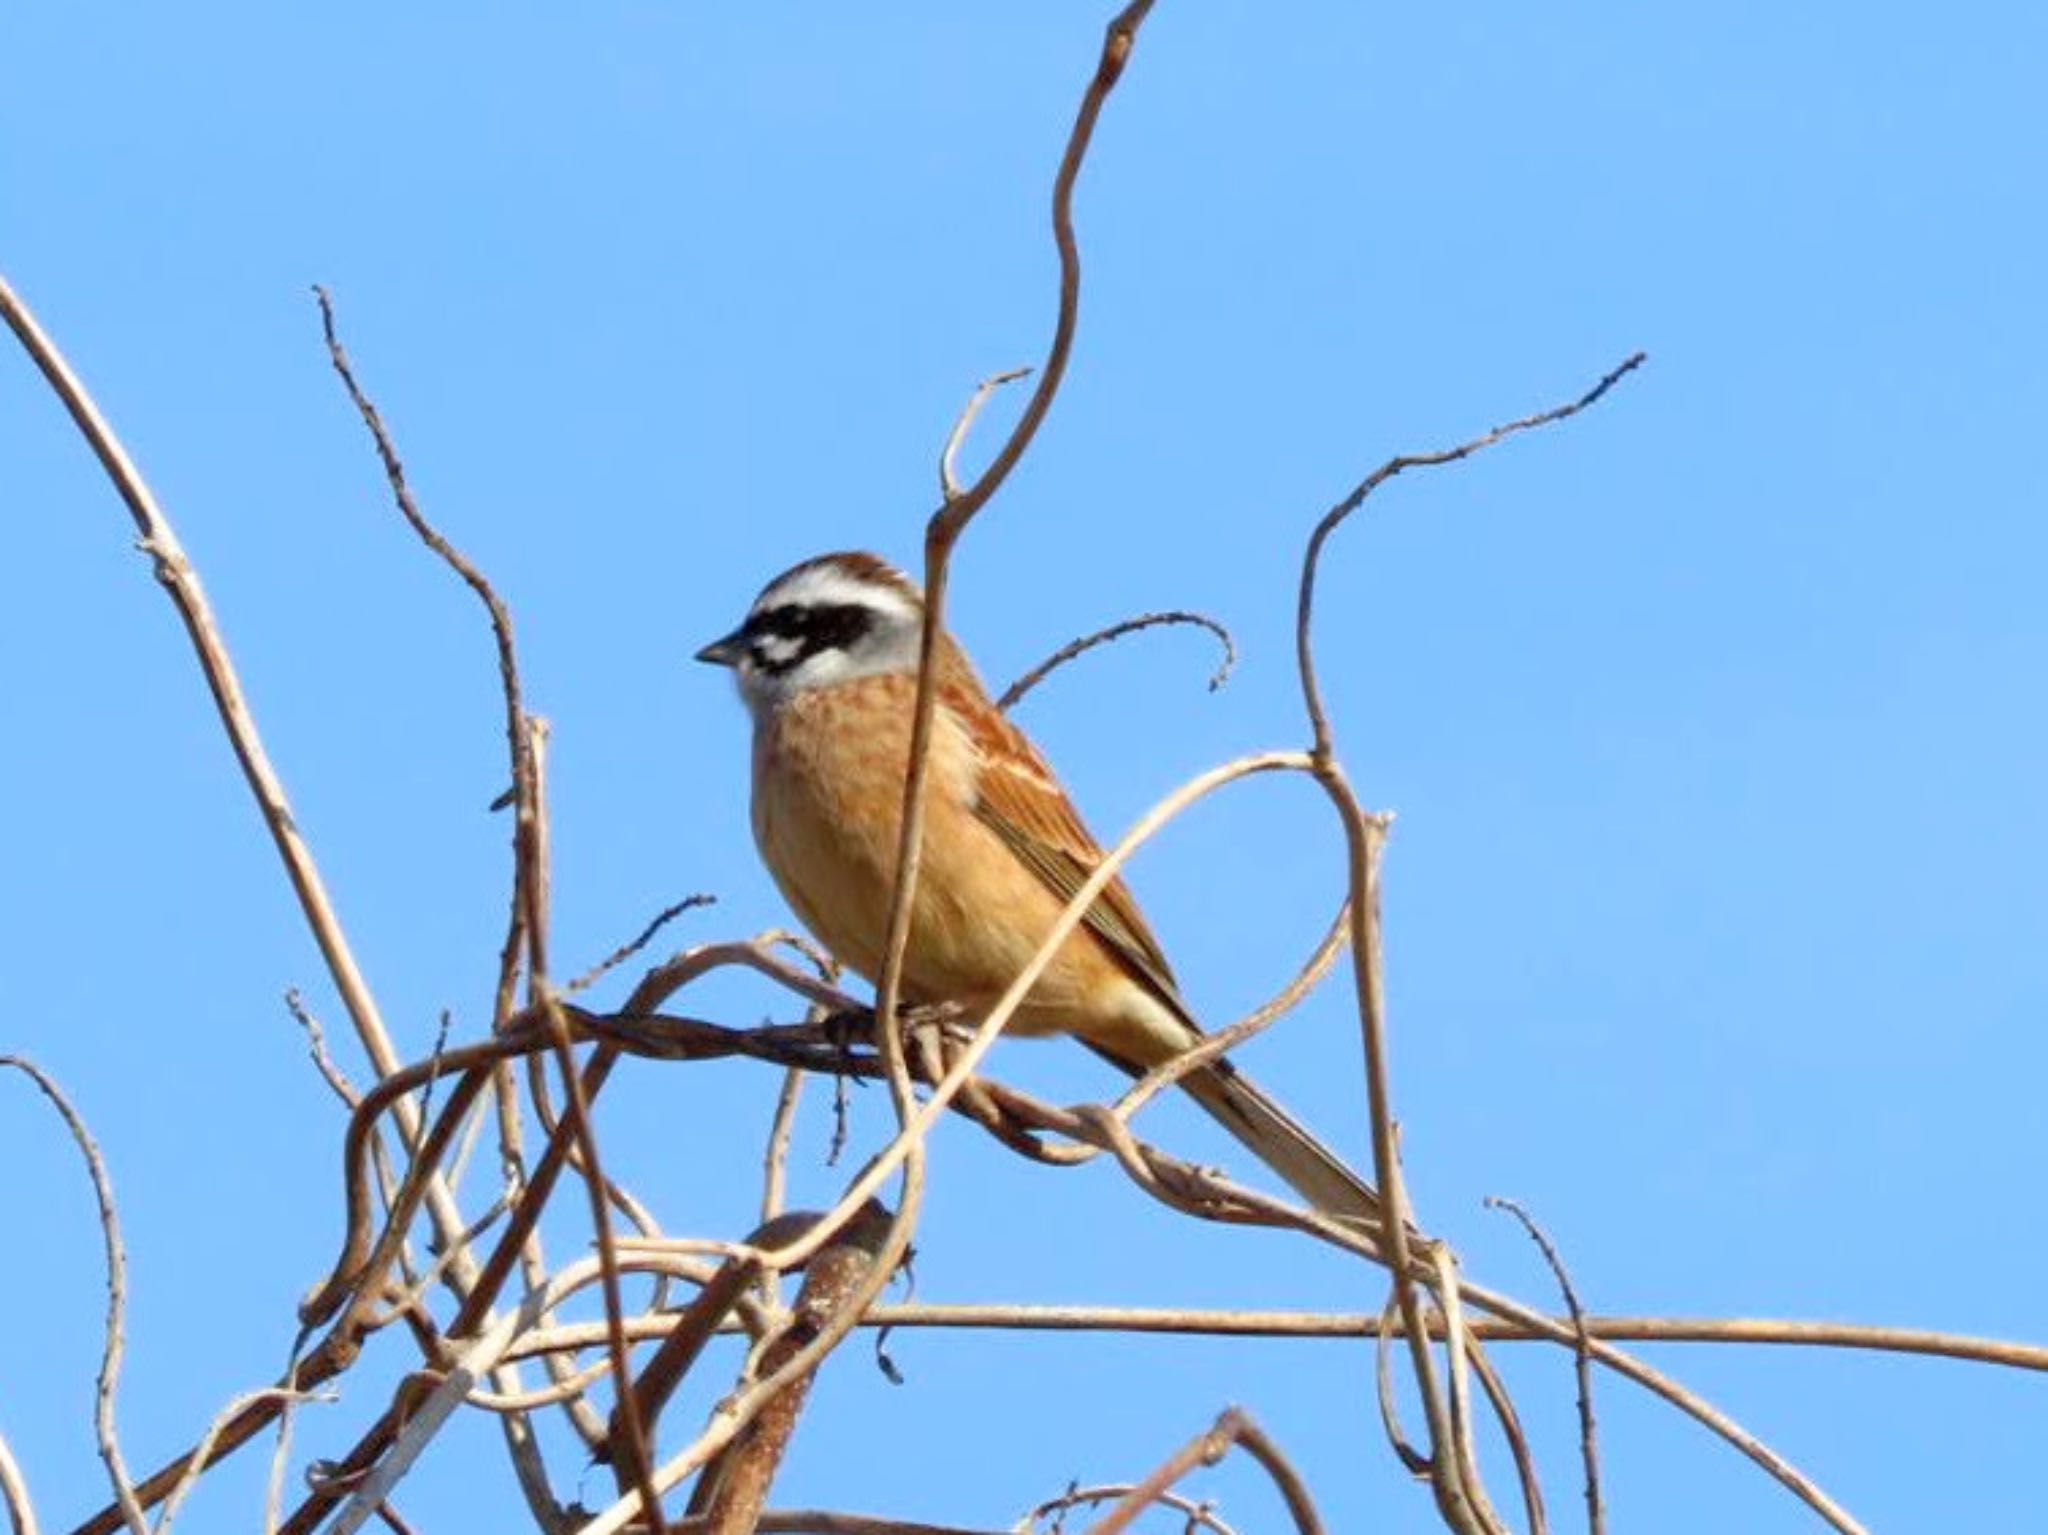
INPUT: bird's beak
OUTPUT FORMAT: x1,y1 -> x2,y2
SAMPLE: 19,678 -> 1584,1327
695,629 -> 746,667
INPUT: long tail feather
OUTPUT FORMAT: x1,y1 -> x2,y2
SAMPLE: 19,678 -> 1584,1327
1082,1035 -> 1382,1228
1181,1059 -> 1383,1227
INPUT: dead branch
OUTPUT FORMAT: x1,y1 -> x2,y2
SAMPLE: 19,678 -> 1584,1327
9,264 -> 565,1534
0,274 -> 399,1080
14,8 -> 2025,1535
1431,1247 -> 1508,1533
821,1303 -> 2046,1365
938,366 -> 1033,501
286,987 -> 363,1107
693,1516 -> 1002,1535
70,1343 -> 351,1535
761,1069 -> 807,1224
687,1203 -> 897,1534
1076,1409 -> 1322,1535
1488,1198 -> 1602,1535
0,1431 -> 36,1535
1019,1483 -> 1240,1535
313,285 -> 534,1009
1455,1275 -> 1867,1535
313,298 -> 571,1523
598,1219 -> 834,1495
1218,1415 -> 1325,1535
860,22 -> 1162,1507
569,896 -> 720,996
1287,351 -> 1645,1531
0,1058 -> 145,1535
1293,351 -> 1647,757
521,710 -> 657,1523
155,1386 -> 333,1535
1464,1341 -> 1545,1535
997,610 -> 1237,713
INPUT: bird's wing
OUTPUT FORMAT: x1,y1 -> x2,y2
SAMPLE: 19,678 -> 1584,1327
942,679 -> 1194,1026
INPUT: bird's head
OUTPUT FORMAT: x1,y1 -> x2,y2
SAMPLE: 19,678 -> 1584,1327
696,550 -> 926,715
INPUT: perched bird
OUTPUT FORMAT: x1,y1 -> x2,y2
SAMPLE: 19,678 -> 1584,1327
697,550 -> 1379,1227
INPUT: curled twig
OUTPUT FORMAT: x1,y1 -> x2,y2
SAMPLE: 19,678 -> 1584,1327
997,610 -> 1237,713
940,366 -> 1034,501
1294,351 -> 1647,756
1284,352 -> 1641,1528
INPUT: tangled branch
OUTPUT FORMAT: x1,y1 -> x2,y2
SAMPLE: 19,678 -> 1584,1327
5,6 -> 2028,1535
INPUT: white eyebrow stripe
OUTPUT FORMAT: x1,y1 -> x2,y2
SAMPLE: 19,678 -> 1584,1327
755,564 -> 919,624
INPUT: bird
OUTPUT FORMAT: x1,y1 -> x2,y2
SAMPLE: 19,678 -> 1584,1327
696,550 -> 1380,1229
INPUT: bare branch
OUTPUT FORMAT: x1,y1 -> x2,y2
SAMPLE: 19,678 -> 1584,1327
316,1377 -> 460,1535
829,1303 -> 2048,1373
938,366 -> 1033,501
1102,898 -> 1347,1131
0,1421 -> 40,1535
1488,1198 -> 1603,1535
0,1058 -> 145,1535
567,895 -> 719,996
1464,1339 -> 1546,1535
1372,1290 -> 1429,1476
1222,1415 -> 1326,1535
70,1343 -> 351,1535
997,610 -> 1237,713
706,1516 -> 1002,1535
1294,351 -> 1646,756
603,1251 -> 769,1494
1078,1412 -> 1242,1535
761,1070 -> 807,1225
1457,1276 -> 1869,1535
1077,1409 -> 1321,1535
1019,1483 -> 1239,1535
156,1386 -> 334,1535
866,10 -> 1163,1420
1432,1247 -> 1508,1534
1302,763 -> 1461,1515
285,988 -> 363,1107
312,284 -> 527,821
689,1204 -> 896,1534
309,305 -> 565,1510
0,273 -> 399,1075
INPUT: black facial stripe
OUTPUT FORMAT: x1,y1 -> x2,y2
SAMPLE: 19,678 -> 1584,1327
744,602 -> 878,675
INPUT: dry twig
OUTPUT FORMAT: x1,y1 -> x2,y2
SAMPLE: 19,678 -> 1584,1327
0,1058 -> 145,1535
0,274 -> 398,1079
997,610 -> 1237,713
11,8 -> 2012,1535
1488,1198 -> 1603,1535
568,896 -> 719,996
0,1432 -> 37,1535
1077,1409 -> 1322,1535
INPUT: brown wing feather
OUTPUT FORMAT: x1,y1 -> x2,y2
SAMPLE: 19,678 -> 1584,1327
939,673 -> 1192,1024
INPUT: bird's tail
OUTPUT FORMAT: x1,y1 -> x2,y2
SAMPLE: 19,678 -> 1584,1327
1179,1058 -> 1384,1229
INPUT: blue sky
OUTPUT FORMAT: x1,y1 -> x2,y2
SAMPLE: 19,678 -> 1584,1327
4,5 -> 2045,1532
